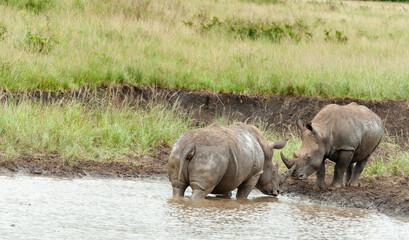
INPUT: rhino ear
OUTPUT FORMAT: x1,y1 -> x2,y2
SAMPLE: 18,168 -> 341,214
296,119 -> 305,131
306,122 -> 313,132
271,139 -> 287,149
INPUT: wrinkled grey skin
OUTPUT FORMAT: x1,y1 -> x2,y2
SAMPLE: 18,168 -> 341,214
281,103 -> 383,189
168,122 -> 295,199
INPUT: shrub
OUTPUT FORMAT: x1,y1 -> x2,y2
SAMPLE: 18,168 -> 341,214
24,30 -> 55,53
0,23 -> 7,39
324,29 -> 348,43
184,16 -> 313,43
0,0 -> 55,13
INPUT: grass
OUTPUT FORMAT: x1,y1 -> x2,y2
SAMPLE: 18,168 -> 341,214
363,137 -> 409,177
0,97 -> 193,162
0,0 -> 408,99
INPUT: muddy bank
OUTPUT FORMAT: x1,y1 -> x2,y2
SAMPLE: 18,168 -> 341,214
0,146 -> 170,179
134,86 -> 408,147
284,176 -> 409,218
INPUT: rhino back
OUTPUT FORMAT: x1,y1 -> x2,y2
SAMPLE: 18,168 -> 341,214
313,103 -> 383,160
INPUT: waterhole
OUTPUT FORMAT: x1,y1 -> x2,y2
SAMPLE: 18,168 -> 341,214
0,175 -> 408,239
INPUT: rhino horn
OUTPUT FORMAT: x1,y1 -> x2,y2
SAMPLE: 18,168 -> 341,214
284,164 -> 296,179
279,164 -> 296,184
280,152 -> 295,169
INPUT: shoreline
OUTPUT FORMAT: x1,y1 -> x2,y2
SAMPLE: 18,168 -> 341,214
1,152 -> 408,219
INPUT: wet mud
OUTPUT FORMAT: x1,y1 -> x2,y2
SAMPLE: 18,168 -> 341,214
0,85 -> 408,218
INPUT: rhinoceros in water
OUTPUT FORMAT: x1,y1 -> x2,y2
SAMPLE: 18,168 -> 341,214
168,122 -> 295,199
281,102 -> 383,189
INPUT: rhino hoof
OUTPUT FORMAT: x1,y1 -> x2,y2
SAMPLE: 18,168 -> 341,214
330,182 -> 343,189
347,181 -> 360,187
313,183 -> 325,190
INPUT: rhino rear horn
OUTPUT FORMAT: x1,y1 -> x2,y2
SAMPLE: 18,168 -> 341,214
280,152 -> 295,169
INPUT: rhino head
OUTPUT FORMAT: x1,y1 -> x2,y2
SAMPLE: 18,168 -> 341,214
256,139 -> 296,196
281,119 -> 326,180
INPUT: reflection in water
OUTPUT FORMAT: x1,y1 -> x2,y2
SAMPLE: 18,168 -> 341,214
0,175 -> 408,240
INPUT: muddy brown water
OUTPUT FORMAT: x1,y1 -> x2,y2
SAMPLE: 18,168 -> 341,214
1,175 -> 408,240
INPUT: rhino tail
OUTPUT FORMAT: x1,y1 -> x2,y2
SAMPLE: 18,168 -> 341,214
177,143 -> 196,189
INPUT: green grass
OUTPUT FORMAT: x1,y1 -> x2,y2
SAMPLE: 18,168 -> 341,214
0,98 -> 192,162
0,0 -> 409,99
363,137 -> 409,177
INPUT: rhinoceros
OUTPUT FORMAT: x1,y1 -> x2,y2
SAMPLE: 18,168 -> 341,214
281,102 -> 383,189
168,122 -> 295,199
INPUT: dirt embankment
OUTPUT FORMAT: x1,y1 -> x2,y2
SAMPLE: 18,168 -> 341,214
0,85 -> 408,218
2,85 -> 408,143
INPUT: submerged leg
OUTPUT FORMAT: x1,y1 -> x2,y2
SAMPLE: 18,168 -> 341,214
172,184 -> 188,197
347,155 -> 369,187
191,188 -> 208,199
236,175 -> 260,199
331,151 -> 354,189
314,160 -> 326,190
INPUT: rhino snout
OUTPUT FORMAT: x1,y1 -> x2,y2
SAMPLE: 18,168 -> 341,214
272,189 -> 280,197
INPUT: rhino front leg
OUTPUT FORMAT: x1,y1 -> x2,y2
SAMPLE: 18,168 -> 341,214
236,175 -> 260,199
172,185 -> 188,197
191,182 -> 211,199
313,160 -> 326,190
347,155 -> 369,187
331,151 -> 354,189
191,189 -> 208,199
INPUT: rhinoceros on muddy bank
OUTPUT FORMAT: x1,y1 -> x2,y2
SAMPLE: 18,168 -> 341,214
281,102 -> 383,189
168,122 -> 295,199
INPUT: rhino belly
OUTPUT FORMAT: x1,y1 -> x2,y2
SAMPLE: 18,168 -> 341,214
352,121 -> 382,162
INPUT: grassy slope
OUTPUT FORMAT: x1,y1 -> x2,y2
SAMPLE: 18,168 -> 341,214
0,97 -> 405,177
0,98 -> 192,162
0,0 -> 409,99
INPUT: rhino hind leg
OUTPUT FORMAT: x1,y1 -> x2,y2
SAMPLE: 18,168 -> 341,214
345,162 -> 355,184
347,155 -> 369,187
236,175 -> 260,198
331,151 -> 354,189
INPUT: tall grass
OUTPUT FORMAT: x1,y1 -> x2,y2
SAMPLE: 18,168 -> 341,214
0,0 -> 408,99
0,98 -> 192,162
363,137 -> 409,177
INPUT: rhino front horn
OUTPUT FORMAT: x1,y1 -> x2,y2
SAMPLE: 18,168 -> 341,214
280,152 -> 295,169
